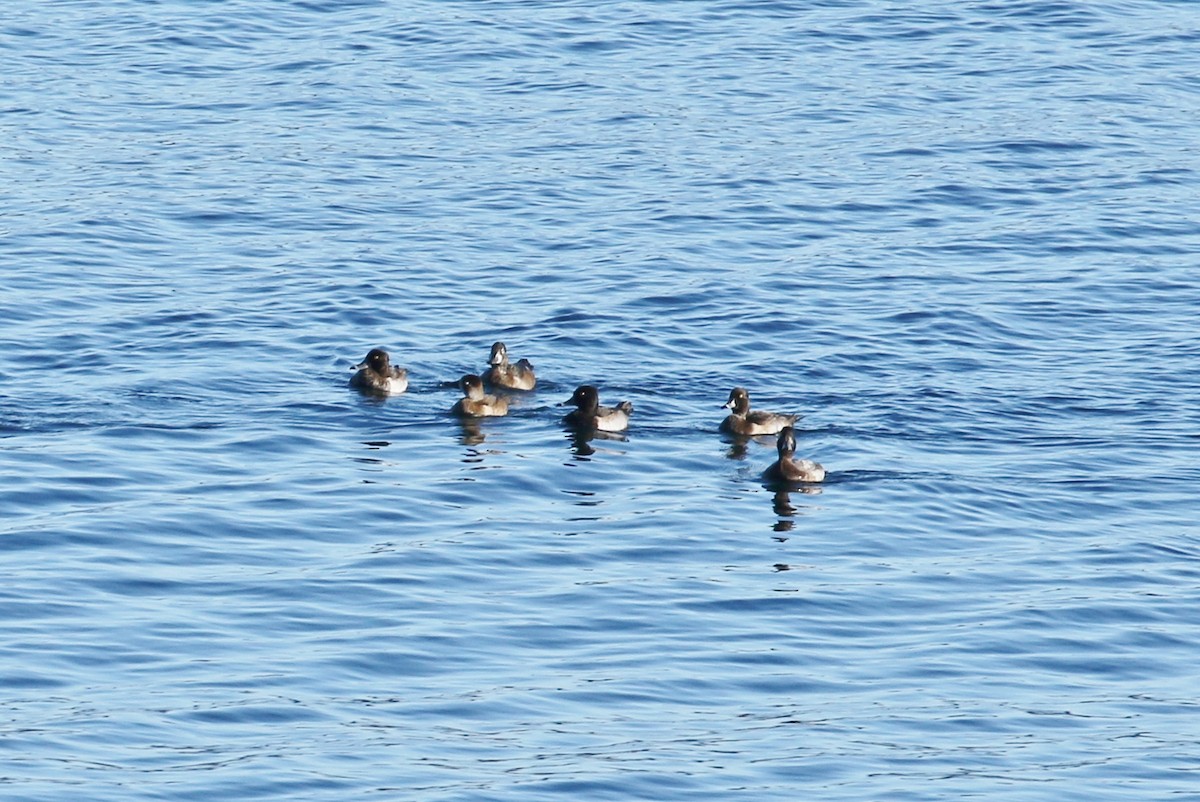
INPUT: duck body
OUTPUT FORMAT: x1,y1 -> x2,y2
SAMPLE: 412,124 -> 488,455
720,387 -> 798,436
482,341 -> 536,391
763,426 -> 825,483
451,374 -> 508,418
350,348 -> 408,395
561,385 -> 632,432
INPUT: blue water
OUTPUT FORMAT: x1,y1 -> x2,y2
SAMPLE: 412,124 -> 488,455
3,1 -> 1199,799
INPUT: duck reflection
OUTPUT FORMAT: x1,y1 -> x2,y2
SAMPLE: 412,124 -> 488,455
773,488 -> 797,517
724,433 -> 751,460
568,428 -> 595,458
768,485 -> 822,534
722,432 -> 778,461
565,427 -> 628,459
351,439 -> 391,466
456,418 -> 486,446
772,489 -> 797,533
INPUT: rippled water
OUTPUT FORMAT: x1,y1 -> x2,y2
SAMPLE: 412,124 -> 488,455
3,1 -> 1199,799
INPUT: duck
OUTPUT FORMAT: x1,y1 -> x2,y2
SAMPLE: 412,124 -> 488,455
482,341 -> 536,391
349,348 -> 408,395
763,426 -> 825,483
561,385 -> 632,432
720,387 -> 798,436
451,374 -> 508,418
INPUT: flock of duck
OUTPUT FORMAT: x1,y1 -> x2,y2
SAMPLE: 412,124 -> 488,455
349,342 -> 827,484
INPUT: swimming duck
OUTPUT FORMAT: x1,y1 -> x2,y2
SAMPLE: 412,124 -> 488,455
561,385 -> 632,432
720,387 -> 798,436
451,374 -> 509,418
349,348 -> 408,395
482,341 -> 536,391
763,426 -> 825,483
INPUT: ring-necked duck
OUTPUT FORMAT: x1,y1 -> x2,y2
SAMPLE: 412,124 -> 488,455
560,385 -> 632,432
349,348 -> 408,395
451,374 -> 509,418
482,341 -> 536,391
720,387 -> 798,436
763,426 -> 825,483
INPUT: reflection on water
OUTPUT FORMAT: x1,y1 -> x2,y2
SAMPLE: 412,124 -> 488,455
5,0 -> 1197,797
769,486 -> 822,534
724,435 -> 750,461
460,447 -> 485,466
351,440 -> 392,467
568,431 -> 594,458
722,432 -> 779,461
563,489 -> 600,507
772,489 -> 797,517
457,419 -> 486,446
773,489 -> 796,533
564,427 -> 628,459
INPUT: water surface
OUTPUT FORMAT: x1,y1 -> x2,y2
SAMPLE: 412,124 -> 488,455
2,1 -> 1199,799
